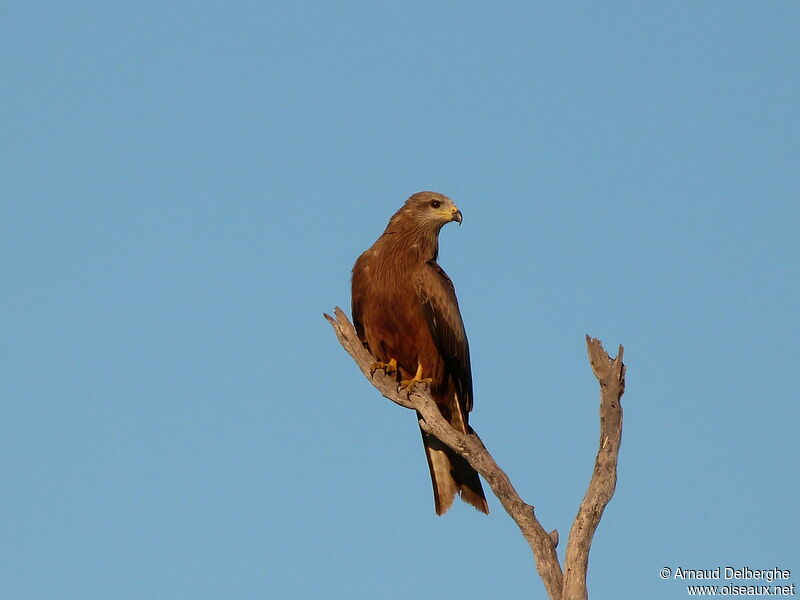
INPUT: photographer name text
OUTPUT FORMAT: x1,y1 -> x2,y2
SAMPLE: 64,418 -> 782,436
667,567 -> 791,582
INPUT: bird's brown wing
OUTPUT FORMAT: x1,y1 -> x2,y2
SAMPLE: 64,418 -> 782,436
414,260 -> 487,514
414,260 -> 474,416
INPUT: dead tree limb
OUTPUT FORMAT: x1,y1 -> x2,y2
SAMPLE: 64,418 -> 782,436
562,337 -> 626,600
324,307 -> 625,600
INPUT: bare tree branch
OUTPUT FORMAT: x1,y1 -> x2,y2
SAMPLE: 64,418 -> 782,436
562,337 -> 626,600
323,308 -> 563,597
324,308 -> 625,600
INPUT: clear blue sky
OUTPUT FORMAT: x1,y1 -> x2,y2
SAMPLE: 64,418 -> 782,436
2,2 -> 798,598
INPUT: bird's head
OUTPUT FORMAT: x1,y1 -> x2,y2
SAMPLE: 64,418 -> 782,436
401,191 -> 462,230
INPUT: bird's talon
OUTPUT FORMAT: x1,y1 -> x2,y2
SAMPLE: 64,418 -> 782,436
399,363 -> 432,391
399,376 -> 432,392
370,358 -> 398,378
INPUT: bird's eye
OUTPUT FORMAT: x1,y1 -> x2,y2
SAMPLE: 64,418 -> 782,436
430,200 -> 441,209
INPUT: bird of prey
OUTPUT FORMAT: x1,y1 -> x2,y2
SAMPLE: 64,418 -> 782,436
351,191 -> 488,515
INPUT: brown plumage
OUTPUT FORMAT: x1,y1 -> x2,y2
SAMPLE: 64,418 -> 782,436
351,191 -> 489,515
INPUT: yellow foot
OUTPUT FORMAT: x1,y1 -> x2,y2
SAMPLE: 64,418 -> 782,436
370,358 -> 398,378
399,363 -> 432,392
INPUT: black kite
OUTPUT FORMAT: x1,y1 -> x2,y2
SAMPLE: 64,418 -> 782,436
351,191 -> 488,515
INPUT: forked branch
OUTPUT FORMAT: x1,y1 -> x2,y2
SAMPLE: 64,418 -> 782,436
325,308 -> 625,600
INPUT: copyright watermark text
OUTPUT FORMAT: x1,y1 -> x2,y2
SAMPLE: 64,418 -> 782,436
660,566 -> 795,596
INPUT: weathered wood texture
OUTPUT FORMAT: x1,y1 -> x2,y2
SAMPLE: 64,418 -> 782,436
325,308 -> 625,600
562,337 -> 626,600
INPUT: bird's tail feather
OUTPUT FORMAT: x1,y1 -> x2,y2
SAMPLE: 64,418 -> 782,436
419,425 -> 489,515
